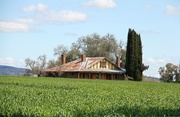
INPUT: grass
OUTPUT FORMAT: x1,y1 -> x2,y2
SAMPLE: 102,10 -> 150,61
0,76 -> 180,117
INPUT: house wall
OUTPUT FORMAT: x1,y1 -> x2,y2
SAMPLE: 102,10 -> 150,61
45,72 -> 59,77
73,73 -> 78,78
102,74 -> 106,80
61,73 -> 66,78
60,72 -> 125,80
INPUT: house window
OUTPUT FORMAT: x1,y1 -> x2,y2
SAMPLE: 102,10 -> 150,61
115,74 -> 119,80
67,73 -> 73,78
96,73 -> 102,79
100,62 -> 106,68
96,74 -> 99,79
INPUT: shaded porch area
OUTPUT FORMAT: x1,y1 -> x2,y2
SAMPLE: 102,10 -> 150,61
44,69 -> 126,80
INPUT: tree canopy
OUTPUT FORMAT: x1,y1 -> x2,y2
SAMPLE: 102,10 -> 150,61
52,33 -> 126,68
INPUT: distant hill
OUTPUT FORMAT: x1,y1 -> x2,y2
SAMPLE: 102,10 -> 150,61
0,65 -> 27,76
144,76 -> 161,82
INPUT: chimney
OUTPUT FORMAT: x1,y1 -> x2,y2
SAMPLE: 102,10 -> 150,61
82,54 -> 86,62
61,54 -> 66,64
116,56 -> 120,68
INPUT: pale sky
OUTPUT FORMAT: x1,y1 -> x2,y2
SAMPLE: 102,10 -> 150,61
0,0 -> 180,77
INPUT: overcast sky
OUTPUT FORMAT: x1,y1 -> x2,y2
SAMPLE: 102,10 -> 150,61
0,0 -> 180,77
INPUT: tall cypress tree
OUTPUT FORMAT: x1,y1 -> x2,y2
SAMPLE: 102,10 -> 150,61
138,34 -> 143,80
125,29 -> 143,81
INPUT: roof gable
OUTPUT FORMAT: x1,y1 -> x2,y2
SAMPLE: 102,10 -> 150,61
89,58 -> 120,70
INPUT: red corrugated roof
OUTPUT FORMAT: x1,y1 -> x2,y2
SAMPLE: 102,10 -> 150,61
44,57 -> 105,72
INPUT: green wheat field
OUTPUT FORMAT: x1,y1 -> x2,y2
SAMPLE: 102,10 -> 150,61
0,76 -> 180,117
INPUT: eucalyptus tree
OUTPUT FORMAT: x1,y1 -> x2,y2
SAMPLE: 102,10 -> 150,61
159,63 -> 180,83
25,54 -> 47,76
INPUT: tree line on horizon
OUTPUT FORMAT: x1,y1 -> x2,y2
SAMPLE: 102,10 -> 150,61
25,28 -> 179,82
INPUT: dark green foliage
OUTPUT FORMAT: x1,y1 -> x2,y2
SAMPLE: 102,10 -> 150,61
125,29 -> 148,81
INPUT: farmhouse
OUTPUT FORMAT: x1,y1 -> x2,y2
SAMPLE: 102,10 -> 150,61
44,55 -> 126,80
